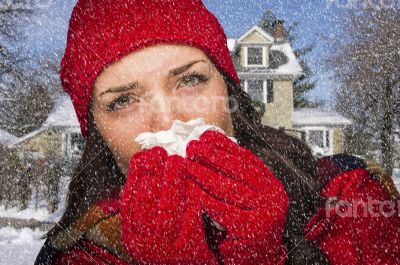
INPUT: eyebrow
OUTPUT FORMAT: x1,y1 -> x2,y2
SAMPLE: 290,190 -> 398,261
99,59 -> 206,97
168,59 -> 206,76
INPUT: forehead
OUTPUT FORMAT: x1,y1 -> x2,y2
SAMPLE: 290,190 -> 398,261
94,44 -> 213,90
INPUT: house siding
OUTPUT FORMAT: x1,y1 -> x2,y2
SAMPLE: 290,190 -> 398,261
261,80 -> 293,129
241,31 -> 270,43
14,130 -> 62,157
239,46 -> 246,67
333,128 -> 344,154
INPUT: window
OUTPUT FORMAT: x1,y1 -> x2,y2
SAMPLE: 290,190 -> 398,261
247,80 -> 264,102
267,80 -> 274,103
240,79 -> 245,91
325,130 -> 330,148
66,132 -> 84,157
247,47 -> 263,65
308,130 -> 324,148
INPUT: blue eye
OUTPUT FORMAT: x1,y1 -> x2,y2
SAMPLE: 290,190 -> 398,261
107,94 -> 137,112
180,71 -> 209,87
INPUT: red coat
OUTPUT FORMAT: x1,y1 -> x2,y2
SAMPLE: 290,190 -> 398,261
36,154 -> 400,265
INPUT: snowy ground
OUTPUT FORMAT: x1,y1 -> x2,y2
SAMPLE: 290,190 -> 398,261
0,227 -> 45,265
0,205 -> 50,221
0,178 -> 68,264
0,174 -> 69,222
0,204 -> 65,264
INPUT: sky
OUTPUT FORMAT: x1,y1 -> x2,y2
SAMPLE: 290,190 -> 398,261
16,0 -> 354,108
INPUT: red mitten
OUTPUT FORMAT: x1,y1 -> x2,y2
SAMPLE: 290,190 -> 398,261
304,168 -> 400,265
120,146 -> 218,264
185,130 -> 289,265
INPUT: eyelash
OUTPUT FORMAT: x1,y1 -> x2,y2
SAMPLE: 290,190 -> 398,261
106,94 -> 137,112
106,71 -> 209,112
179,70 -> 210,87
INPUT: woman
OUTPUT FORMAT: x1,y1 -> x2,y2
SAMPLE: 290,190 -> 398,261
35,0 -> 400,264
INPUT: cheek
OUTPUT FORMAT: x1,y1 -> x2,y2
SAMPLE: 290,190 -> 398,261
203,96 -> 232,130
181,82 -> 231,130
94,110 -> 149,175
108,136 -> 142,176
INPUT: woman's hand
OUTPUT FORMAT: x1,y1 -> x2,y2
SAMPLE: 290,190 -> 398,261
185,130 -> 289,265
304,168 -> 400,265
120,146 -> 218,264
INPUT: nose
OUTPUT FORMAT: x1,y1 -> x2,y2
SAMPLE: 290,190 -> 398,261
148,91 -> 182,132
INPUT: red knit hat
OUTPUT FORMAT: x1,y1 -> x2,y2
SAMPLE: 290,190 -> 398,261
60,0 -> 240,138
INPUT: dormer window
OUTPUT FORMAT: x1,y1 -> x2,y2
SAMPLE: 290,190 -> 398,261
247,46 -> 264,66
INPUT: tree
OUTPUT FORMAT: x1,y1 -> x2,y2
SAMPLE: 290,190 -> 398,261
0,50 -> 62,137
0,1 -> 57,136
0,1 -> 64,211
258,9 -> 277,36
0,1 -> 35,81
0,81 -> 54,136
0,147 -> 24,209
329,7 -> 400,174
258,10 -> 318,108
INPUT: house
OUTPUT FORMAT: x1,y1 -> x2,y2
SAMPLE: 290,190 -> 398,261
228,21 -> 352,154
228,21 -> 302,129
292,108 -> 352,156
8,94 -> 84,161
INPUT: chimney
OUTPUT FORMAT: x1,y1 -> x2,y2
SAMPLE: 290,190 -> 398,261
273,20 -> 286,42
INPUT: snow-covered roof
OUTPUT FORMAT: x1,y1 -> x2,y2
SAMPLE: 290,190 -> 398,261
8,127 -> 47,147
42,93 -> 80,128
270,43 -> 302,75
227,34 -> 303,76
237,25 -> 274,44
293,109 -> 352,127
0,129 -> 18,146
227,39 -> 236,52
8,94 -> 80,147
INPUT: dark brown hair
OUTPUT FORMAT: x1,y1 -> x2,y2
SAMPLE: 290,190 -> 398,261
47,72 -> 328,264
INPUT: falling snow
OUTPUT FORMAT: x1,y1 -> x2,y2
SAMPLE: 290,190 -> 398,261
0,0 -> 399,264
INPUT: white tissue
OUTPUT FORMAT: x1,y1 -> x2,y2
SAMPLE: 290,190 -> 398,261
134,118 -> 237,157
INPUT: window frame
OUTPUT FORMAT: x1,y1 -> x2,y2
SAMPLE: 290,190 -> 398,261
245,46 -> 265,67
62,129 -> 84,158
244,79 -> 266,103
69,132 -> 84,156
325,130 -> 331,149
299,127 -> 334,155
308,130 -> 325,149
